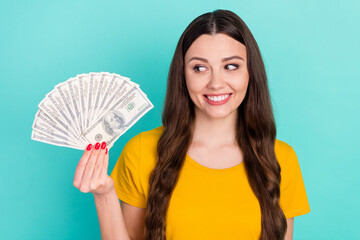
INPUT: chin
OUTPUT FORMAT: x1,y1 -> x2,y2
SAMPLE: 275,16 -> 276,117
195,104 -> 237,120
206,111 -> 235,120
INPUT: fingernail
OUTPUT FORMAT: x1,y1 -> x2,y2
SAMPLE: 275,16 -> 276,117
105,148 -> 108,154
87,144 -> 92,151
95,142 -> 100,150
101,141 -> 106,149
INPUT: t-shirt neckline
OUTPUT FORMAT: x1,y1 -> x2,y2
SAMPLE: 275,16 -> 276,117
185,154 -> 244,174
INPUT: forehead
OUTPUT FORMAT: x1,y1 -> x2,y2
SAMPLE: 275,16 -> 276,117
184,33 -> 246,60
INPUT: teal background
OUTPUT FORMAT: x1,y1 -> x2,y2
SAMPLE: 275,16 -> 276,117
1,0 -> 359,239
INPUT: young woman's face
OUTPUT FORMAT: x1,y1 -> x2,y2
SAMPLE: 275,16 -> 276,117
184,33 -> 249,120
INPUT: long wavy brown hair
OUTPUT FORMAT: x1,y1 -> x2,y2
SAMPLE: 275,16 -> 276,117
144,9 -> 287,240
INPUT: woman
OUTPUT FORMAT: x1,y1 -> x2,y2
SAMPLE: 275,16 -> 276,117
73,9 -> 310,240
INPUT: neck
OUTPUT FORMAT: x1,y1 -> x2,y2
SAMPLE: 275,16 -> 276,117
192,108 -> 237,147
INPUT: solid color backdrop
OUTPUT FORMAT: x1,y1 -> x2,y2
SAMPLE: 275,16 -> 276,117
0,0 -> 359,239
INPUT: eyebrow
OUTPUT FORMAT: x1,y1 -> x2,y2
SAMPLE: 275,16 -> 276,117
188,55 -> 244,63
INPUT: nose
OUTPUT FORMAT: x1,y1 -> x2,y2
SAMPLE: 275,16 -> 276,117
207,70 -> 226,90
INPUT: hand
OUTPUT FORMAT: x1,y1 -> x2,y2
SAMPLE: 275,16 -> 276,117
73,142 -> 115,197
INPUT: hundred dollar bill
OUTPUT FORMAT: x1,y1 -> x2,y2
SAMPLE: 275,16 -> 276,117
93,73 -> 128,118
31,129 -> 84,150
38,91 -> 78,139
55,82 -> 81,136
93,73 -> 117,121
87,72 -> 102,125
77,73 -> 89,130
114,73 -> 139,87
102,77 -> 138,113
32,119 -> 81,148
86,73 -> 95,127
98,75 -> 125,112
82,86 -> 153,148
32,72 -> 152,151
32,109 -> 79,145
67,77 -> 83,134
92,72 -> 111,122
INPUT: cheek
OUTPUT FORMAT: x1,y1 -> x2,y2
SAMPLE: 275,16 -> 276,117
228,82 -> 249,104
185,74 -> 206,95
185,81 -> 206,107
231,73 -> 249,92
237,79 -> 249,92
185,82 -> 198,104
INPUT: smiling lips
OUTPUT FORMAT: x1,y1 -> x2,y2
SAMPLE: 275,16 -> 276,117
203,93 -> 232,105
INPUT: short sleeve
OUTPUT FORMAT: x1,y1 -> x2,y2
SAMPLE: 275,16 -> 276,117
279,146 -> 311,219
110,134 -> 147,208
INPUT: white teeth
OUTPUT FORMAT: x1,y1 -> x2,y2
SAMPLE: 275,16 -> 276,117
206,94 -> 230,102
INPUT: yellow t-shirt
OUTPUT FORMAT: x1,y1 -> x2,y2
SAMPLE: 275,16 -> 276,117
110,126 -> 310,239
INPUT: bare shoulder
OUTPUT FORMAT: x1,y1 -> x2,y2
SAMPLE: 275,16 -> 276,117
121,201 -> 147,240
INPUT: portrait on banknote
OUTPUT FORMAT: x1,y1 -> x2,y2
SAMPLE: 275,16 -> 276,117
102,110 -> 125,135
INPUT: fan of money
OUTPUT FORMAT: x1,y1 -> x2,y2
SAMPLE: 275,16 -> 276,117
31,72 -> 153,150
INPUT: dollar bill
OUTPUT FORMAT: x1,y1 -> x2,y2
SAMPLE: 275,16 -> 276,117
87,72 -> 102,125
31,129 -> 84,150
67,77 -> 83,133
82,86 -> 153,148
38,92 -> 78,139
92,72 -> 109,122
33,110 -> 79,145
55,82 -> 81,136
77,73 -> 89,130
32,72 -> 153,151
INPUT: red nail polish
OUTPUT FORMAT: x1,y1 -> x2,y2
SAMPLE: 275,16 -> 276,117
87,144 -> 92,151
105,148 -> 108,154
101,141 -> 106,149
95,142 -> 100,150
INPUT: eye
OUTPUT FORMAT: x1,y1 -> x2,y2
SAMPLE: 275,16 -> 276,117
193,65 -> 207,72
225,64 -> 239,70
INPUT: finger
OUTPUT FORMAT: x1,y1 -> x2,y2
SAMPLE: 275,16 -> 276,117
73,144 -> 93,188
96,150 -> 110,189
99,148 -> 109,181
80,142 -> 101,191
89,142 -> 107,188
